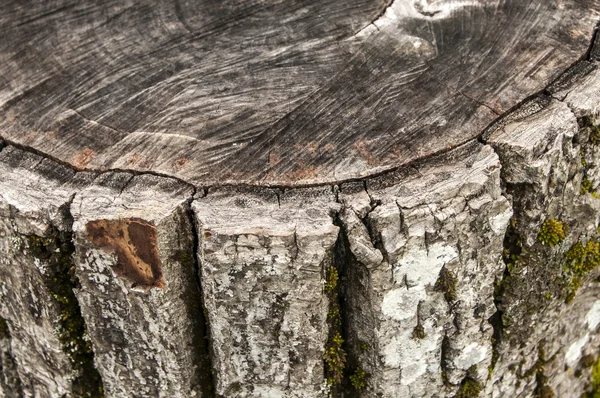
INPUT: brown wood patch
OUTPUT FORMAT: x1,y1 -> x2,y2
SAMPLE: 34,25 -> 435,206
85,219 -> 165,291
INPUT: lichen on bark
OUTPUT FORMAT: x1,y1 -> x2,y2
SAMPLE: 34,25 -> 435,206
24,229 -> 104,398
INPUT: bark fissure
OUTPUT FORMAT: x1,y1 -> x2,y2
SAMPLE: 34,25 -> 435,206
0,316 -> 23,398
326,209 -> 353,396
185,201 -> 216,398
21,202 -> 104,398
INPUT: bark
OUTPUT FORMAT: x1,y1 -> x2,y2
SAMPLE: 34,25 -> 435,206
3,2 -> 600,398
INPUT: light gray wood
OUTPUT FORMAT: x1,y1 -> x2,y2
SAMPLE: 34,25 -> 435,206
3,2 -> 600,398
338,141 -> 511,396
0,0 -> 598,186
0,146 -> 100,398
192,187 -> 339,397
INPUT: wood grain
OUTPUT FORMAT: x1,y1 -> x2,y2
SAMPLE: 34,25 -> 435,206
0,0 -> 598,186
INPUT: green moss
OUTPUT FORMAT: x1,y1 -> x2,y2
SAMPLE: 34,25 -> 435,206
455,378 -> 481,398
582,355 -> 600,398
324,267 -> 338,295
323,266 -> 346,387
582,148 -> 589,168
412,324 -> 426,339
25,232 -> 104,398
582,179 -> 595,196
435,267 -> 458,302
538,219 -> 568,247
360,341 -> 368,352
349,367 -> 367,390
323,331 -> 346,385
563,237 -> 600,303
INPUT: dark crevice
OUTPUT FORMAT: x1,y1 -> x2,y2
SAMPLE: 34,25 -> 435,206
0,317 -> 23,398
330,199 -> 379,396
441,334 -> 452,387
185,202 -> 216,397
586,24 -> 600,61
22,202 -> 104,398
487,218 -> 520,381
323,210 -> 353,397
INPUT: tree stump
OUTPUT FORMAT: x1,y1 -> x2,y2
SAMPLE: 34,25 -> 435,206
2,1 -> 600,397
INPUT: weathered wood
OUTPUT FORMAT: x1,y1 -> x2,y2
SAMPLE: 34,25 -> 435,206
70,173 -> 212,397
0,147 -> 100,397
193,187 -> 339,397
487,91 -> 600,397
0,0 -> 598,186
3,2 -> 600,398
339,141 -> 511,396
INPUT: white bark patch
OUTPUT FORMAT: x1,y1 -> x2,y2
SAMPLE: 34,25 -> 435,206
489,206 -> 513,235
565,334 -> 590,366
454,342 -> 487,370
395,243 -> 458,287
382,287 -> 425,321
586,300 -> 600,330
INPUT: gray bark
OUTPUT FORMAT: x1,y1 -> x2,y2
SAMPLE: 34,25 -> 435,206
3,1 -> 600,398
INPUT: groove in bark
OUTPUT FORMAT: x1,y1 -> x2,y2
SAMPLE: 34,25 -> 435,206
323,213 -> 349,394
185,203 -> 217,397
485,93 -> 600,396
0,317 -> 22,398
23,224 -> 104,397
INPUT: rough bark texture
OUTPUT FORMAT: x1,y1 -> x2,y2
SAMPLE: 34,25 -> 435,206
193,188 -> 339,397
3,1 -> 600,398
70,174 -> 212,397
338,142 -> 511,397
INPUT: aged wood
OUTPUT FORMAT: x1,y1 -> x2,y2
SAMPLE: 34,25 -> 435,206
4,2 -> 600,398
0,0 -> 598,186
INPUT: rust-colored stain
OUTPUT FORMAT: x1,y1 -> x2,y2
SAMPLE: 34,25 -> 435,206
268,152 -> 280,167
72,147 -> 97,169
127,153 -> 142,166
85,218 -> 165,291
172,156 -> 189,171
352,141 -> 377,166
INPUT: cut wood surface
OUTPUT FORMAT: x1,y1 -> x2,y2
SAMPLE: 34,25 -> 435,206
5,2 -> 600,398
0,0 -> 598,186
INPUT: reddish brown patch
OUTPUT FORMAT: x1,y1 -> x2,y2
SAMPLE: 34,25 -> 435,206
85,218 -> 165,291
72,147 -> 96,169
268,152 -> 280,167
127,153 -> 142,166
323,143 -> 335,152
22,131 -> 38,143
172,157 -> 189,171
352,141 -> 377,165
